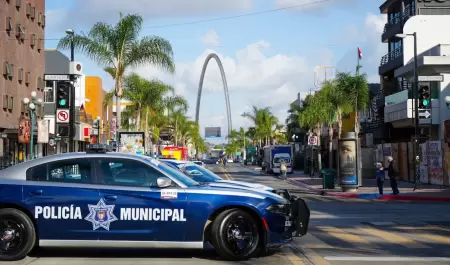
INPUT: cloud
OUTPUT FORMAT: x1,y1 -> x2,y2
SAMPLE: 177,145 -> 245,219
134,38 -> 330,132
46,0 -> 253,31
335,12 -> 387,83
201,30 -> 221,46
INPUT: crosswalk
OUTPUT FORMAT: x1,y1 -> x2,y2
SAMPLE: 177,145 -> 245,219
300,195 -> 375,203
303,224 -> 450,251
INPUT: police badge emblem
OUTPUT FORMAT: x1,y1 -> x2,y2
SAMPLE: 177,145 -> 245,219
84,199 -> 118,230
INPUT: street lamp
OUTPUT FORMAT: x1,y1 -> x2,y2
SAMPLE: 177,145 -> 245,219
445,96 -> 450,109
23,91 -> 42,160
396,32 -> 420,190
66,28 -> 75,62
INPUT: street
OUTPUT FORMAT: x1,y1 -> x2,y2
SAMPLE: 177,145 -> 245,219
9,164 -> 450,265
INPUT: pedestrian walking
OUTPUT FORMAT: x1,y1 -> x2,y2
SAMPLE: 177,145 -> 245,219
280,159 -> 287,180
387,156 -> 399,195
375,162 -> 385,195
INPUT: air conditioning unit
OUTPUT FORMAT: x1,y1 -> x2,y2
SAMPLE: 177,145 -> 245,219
69,62 -> 82,76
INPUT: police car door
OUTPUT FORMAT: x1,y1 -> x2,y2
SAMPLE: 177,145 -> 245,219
95,158 -> 187,242
23,158 -> 100,241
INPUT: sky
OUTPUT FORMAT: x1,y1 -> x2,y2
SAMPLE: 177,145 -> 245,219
44,0 -> 387,140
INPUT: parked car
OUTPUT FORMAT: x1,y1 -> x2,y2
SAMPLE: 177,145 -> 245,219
161,159 -> 275,192
0,144 -> 309,261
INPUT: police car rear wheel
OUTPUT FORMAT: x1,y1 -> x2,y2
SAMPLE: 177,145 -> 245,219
0,209 -> 36,261
211,209 -> 260,261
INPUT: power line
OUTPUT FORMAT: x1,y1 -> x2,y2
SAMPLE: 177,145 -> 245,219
0,0 -> 334,37
143,0 -> 334,29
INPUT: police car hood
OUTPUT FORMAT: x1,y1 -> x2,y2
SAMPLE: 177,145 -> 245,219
214,180 -> 273,191
191,183 -> 287,203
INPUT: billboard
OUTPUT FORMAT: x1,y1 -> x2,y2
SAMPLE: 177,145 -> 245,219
118,132 -> 145,154
205,127 -> 221,138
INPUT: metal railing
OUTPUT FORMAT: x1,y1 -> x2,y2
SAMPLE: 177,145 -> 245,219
383,6 -> 414,33
380,46 -> 403,66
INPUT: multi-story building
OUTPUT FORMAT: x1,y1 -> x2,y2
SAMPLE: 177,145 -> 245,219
379,0 -> 450,141
0,0 -> 45,167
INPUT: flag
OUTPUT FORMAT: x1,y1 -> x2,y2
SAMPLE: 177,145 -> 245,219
357,47 -> 363,60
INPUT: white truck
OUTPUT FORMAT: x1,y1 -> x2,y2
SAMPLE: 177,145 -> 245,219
263,145 -> 294,174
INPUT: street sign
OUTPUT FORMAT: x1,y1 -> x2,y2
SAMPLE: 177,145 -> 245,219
419,109 -> 431,119
56,109 -> 70,123
418,75 -> 444,82
44,74 -> 71,81
308,136 -> 318,145
48,138 -> 56,147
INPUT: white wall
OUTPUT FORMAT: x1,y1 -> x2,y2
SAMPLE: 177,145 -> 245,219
74,75 -> 86,107
403,15 -> 450,65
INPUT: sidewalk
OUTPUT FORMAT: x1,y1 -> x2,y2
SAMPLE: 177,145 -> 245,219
285,171 -> 450,202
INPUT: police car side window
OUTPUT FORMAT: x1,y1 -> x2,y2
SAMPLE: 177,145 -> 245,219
26,158 -> 93,183
98,158 -> 164,188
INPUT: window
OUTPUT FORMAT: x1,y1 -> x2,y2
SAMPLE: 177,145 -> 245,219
8,96 -> 13,110
26,158 -> 93,184
18,68 -> 23,82
30,34 -> 35,47
25,71 -> 30,85
181,165 -> 222,183
146,158 -> 199,187
2,95 -> 8,109
16,24 -> 25,40
5,17 -> 13,32
15,0 -> 21,9
44,80 -> 54,102
97,158 -> 166,188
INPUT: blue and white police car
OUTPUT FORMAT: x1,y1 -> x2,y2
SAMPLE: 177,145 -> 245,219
0,145 -> 309,261
161,159 -> 274,192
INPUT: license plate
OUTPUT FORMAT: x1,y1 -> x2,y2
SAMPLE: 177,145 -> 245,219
285,221 -> 292,227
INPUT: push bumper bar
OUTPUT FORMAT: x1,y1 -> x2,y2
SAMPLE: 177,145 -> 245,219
274,189 -> 310,237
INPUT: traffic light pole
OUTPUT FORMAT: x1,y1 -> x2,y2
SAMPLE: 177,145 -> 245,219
412,32 -> 421,191
69,36 -> 75,153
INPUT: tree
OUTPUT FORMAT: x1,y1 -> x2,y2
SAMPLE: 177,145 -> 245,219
335,68 -> 369,134
242,106 -> 279,146
57,12 -> 175,132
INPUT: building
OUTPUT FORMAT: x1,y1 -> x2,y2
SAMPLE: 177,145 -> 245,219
85,76 -> 111,143
379,0 -> 450,142
0,0 -> 46,168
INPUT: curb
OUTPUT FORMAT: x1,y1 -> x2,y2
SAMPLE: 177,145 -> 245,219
286,179 -> 450,202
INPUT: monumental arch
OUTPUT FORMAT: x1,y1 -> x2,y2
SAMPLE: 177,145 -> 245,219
195,53 -> 232,136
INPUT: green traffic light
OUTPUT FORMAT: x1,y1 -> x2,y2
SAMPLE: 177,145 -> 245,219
422,99 -> 429,106
59,99 -> 67,106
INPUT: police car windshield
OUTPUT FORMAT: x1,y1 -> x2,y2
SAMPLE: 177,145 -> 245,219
151,160 -> 199,187
182,165 -> 222,182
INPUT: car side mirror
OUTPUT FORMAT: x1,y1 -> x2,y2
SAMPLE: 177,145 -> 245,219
157,177 -> 172,188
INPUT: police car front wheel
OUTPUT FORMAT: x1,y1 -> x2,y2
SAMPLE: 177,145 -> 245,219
211,208 -> 260,261
0,208 -> 36,261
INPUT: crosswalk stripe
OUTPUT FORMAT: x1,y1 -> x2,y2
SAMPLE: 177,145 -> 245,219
317,226 -> 371,245
282,246 -> 305,265
398,225 -> 450,233
358,227 -> 430,249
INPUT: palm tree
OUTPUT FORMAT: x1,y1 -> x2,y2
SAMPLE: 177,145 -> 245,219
57,12 -> 175,132
242,106 -> 279,146
335,68 -> 369,134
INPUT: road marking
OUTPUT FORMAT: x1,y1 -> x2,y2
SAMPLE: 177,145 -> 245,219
413,232 -> 450,244
316,226 -> 371,245
398,225 -> 450,233
358,227 -> 430,248
282,246 -> 305,265
324,256 -> 450,261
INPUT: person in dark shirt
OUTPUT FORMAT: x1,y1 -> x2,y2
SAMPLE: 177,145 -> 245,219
387,156 -> 399,195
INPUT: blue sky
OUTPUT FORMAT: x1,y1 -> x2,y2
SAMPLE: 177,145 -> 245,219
44,0 -> 387,139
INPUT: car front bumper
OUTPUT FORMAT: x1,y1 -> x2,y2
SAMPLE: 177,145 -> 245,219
273,189 -> 310,237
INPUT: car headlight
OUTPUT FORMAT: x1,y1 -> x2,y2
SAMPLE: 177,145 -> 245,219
265,204 -> 290,215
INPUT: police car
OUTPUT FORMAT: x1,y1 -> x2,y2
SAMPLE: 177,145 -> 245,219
161,159 -> 274,192
0,144 -> 309,261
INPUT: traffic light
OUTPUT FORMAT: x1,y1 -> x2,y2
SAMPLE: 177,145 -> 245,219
418,83 -> 431,109
56,81 -> 71,108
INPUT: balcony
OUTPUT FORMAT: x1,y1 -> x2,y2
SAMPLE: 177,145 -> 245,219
381,6 -> 414,42
379,46 -> 404,75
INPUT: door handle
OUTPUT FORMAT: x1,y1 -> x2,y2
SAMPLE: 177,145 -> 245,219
104,195 -> 117,201
30,190 -> 43,195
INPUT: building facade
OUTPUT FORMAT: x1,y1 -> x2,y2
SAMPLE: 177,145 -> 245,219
0,0 -> 46,168
379,0 -> 450,142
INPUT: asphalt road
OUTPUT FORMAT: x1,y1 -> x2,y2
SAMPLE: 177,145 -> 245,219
218,163 -> 450,265
8,163 -> 450,265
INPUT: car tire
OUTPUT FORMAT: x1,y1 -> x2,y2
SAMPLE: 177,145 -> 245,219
0,208 -> 36,261
211,208 -> 260,261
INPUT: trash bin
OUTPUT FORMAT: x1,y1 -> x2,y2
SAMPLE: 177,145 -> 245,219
322,169 -> 335,189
